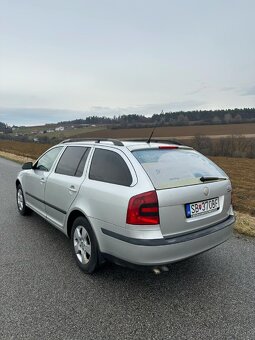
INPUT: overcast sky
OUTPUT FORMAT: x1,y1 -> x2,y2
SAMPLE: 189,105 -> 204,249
1,0 -> 255,125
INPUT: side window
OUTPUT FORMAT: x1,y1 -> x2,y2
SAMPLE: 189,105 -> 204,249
36,147 -> 63,172
55,147 -> 90,177
89,149 -> 132,186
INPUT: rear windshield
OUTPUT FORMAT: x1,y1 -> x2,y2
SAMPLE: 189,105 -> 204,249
132,149 -> 227,189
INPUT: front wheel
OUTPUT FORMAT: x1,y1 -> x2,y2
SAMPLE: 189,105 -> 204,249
71,217 -> 99,274
16,184 -> 31,216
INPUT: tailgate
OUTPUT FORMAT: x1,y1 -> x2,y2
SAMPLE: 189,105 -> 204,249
157,180 -> 232,237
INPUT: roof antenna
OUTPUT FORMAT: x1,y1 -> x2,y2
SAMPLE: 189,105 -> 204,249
147,127 -> 156,143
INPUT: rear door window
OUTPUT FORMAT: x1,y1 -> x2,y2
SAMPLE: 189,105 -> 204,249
89,148 -> 132,186
55,146 -> 90,177
132,148 -> 227,189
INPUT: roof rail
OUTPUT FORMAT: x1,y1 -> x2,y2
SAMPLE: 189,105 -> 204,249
59,138 -> 124,146
122,138 -> 183,145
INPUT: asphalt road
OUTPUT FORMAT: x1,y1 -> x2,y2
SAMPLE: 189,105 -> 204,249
0,157 -> 255,340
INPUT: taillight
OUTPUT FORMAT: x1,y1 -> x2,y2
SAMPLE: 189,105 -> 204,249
126,191 -> 160,225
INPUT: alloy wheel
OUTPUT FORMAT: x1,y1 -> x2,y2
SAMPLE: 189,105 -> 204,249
73,226 -> 91,264
17,189 -> 24,211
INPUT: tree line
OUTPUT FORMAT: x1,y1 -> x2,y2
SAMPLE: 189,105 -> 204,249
0,122 -> 12,133
58,108 -> 255,128
1,108 -> 255,131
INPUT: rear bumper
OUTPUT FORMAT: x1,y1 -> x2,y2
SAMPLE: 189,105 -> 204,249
100,215 -> 235,266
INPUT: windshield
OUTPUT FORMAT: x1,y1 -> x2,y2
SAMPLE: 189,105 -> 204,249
132,149 -> 227,189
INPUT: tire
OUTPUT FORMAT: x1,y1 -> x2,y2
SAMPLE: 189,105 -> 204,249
16,184 -> 31,216
71,217 -> 99,274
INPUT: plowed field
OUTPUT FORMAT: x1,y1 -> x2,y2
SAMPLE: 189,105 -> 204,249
80,123 -> 255,139
211,156 -> 255,216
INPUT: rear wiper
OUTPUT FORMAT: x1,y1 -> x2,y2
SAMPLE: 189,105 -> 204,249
200,176 -> 227,182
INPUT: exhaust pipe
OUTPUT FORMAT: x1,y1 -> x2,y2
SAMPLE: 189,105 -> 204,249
152,268 -> 161,275
152,266 -> 169,275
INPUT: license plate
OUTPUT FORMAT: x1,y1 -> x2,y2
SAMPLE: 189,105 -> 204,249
185,197 -> 220,218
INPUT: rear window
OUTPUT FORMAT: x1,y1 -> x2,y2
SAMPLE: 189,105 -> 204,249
132,149 -> 227,189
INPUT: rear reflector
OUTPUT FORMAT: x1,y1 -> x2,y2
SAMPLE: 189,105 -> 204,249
126,191 -> 160,225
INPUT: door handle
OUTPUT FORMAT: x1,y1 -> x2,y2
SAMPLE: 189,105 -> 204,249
69,186 -> 77,193
40,178 -> 46,184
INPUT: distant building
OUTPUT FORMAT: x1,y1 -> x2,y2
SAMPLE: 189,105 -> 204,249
55,126 -> 64,131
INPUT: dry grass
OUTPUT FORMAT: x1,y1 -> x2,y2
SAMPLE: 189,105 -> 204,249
235,212 -> 255,237
0,151 -> 34,164
0,140 -> 51,159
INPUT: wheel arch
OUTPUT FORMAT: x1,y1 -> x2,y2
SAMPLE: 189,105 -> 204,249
67,209 -> 105,266
16,179 -> 21,188
66,209 -> 91,238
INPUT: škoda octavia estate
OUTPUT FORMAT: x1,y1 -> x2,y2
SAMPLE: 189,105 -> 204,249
16,139 -> 235,273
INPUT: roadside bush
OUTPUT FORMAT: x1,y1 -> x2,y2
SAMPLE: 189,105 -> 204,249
191,135 -> 213,155
189,135 -> 255,158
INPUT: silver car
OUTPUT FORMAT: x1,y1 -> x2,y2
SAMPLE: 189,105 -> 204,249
16,138 -> 235,273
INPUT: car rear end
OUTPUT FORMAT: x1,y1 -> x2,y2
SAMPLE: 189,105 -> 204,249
101,142 -> 235,267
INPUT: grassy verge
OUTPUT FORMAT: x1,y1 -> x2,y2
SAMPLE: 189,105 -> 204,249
0,151 -> 35,164
235,212 -> 255,237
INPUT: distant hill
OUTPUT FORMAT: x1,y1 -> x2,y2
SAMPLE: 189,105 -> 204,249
58,108 -> 255,128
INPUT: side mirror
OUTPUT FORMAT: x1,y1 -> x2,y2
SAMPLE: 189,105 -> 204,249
22,162 -> 33,170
